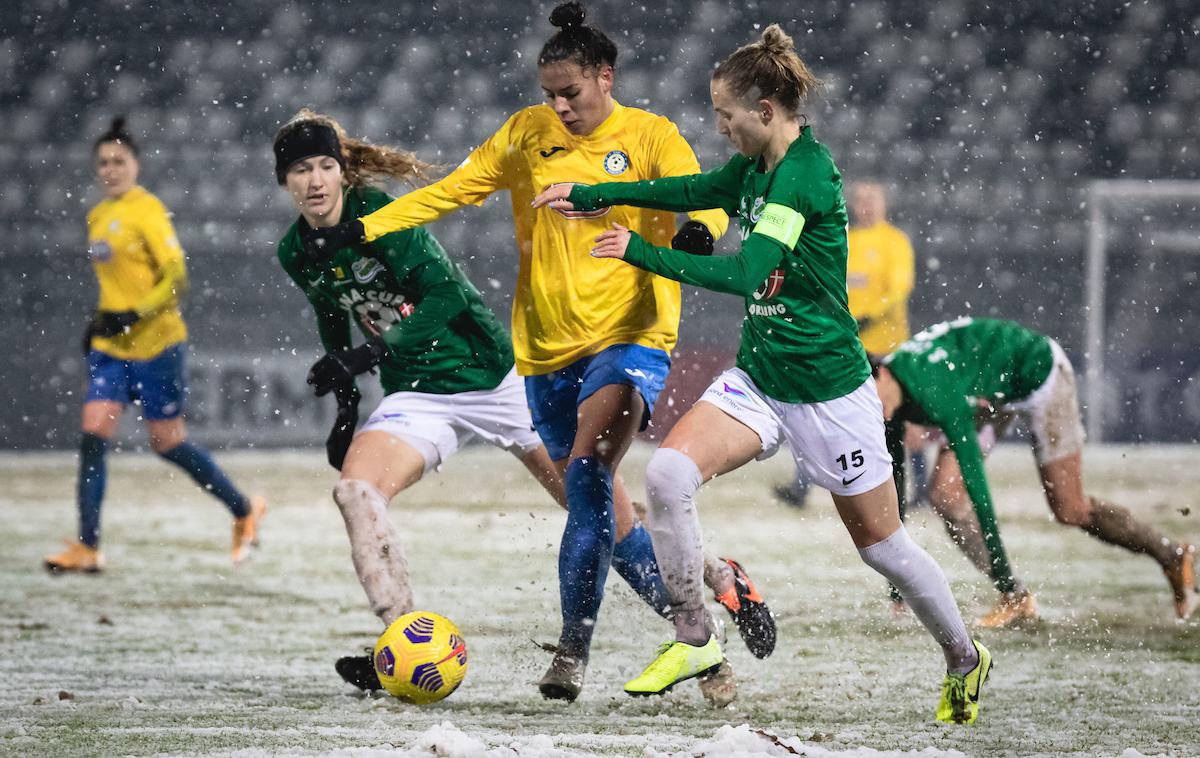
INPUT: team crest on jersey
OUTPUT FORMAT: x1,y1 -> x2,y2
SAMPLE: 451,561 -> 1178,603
351,258 -> 384,284
547,181 -> 610,220
749,197 -> 766,223
752,268 -> 785,302
603,150 -> 630,175
88,240 -> 113,262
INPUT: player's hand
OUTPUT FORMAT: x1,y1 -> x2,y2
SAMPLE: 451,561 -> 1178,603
671,221 -> 714,256
306,338 -> 389,397
591,223 -> 631,260
300,219 -> 365,266
326,384 -> 361,470
531,183 -> 579,211
92,310 -> 140,337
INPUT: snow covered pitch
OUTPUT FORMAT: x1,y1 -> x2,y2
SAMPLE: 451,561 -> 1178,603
2,444 -> 1197,756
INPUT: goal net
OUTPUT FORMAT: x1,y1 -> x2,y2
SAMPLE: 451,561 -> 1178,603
1084,180 -> 1200,443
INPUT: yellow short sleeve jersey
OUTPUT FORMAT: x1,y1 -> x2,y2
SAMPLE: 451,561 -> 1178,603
845,221 -> 915,354
359,101 -> 728,375
86,186 -> 188,360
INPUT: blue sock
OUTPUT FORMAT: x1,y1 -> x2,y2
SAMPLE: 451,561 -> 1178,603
611,524 -> 671,618
157,441 -> 249,518
558,456 -> 615,658
77,433 -> 108,547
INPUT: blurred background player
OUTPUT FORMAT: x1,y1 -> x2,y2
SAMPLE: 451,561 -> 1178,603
44,117 -> 266,574
534,24 -> 991,725
878,317 -> 1197,625
272,109 -> 771,693
774,180 -> 917,509
297,2 -> 761,704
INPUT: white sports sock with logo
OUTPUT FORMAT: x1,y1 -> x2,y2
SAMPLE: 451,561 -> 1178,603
645,448 -> 713,644
333,479 -> 413,626
858,526 -> 977,674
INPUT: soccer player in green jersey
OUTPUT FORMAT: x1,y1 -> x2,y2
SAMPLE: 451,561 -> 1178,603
534,25 -> 990,724
273,109 -> 761,694
877,317 -> 1197,625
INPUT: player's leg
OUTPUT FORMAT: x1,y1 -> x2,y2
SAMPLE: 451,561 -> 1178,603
806,379 -> 987,724
1031,341 -> 1195,618
132,345 -> 264,561
626,366 -> 782,698
44,398 -> 124,573
330,428 -> 432,691
45,347 -> 129,573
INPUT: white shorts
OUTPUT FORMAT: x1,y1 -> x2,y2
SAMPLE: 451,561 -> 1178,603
358,367 -> 543,474
700,368 -> 894,497
1005,339 -> 1086,464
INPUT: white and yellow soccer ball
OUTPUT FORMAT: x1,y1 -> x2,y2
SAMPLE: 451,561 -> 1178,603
373,611 -> 468,704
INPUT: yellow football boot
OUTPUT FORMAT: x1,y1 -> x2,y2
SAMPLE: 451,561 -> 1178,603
937,639 -> 992,725
624,635 -> 724,697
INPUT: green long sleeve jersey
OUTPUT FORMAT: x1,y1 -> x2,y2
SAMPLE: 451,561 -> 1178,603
886,317 -> 1054,588
569,126 -> 868,404
278,186 -> 513,396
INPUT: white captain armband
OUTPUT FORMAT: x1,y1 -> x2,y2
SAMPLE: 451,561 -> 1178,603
752,203 -> 804,250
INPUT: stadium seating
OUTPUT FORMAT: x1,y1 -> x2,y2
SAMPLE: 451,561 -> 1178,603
4,0 -> 1197,446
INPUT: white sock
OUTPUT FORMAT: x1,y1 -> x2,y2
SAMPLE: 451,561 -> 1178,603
645,447 -> 713,644
703,554 -> 735,597
858,527 -> 977,673
333,479 -> 413,626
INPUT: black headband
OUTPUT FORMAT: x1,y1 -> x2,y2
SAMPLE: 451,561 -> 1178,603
274,122 -> 345,184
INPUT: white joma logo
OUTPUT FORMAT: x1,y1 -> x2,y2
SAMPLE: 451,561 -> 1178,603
624,368 -> 648,379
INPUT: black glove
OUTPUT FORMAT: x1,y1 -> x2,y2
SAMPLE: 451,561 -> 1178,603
670,221 -> 715,256
326,384 -> 361,470
300,219 -> 365,266
92,310 -> 140,337
81,319 -> 99,356
306,337 -> 389,397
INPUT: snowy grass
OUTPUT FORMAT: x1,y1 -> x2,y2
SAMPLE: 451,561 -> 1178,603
2,444 -> 1198,757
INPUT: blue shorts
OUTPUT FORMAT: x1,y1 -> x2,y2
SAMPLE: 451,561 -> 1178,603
525,343 -> 671,461
86,343 -> 187,420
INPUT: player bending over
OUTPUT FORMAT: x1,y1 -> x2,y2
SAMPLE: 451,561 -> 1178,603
45,117 -> 266,574
878,317 -> 1197,625
272,110 -> 772,695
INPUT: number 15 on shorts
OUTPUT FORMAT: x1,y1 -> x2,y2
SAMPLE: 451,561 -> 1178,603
836,449 -> 865,486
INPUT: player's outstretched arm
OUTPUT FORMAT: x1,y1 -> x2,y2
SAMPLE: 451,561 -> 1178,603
591,223 -> 783,298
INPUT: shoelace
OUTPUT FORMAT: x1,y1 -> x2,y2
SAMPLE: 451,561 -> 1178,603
640,641 -> 689,679
945,675 -> 968,713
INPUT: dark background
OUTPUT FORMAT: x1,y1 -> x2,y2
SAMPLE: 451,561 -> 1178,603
3,0 -> 1198,448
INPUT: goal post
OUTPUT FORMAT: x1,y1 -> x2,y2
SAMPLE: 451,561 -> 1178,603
1084,179 -> 1200,442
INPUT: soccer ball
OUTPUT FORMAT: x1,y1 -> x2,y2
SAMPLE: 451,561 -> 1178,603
373,611 -> 468,704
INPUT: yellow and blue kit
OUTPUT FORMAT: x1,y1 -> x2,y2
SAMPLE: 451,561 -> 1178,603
85,185 -> 188,360
358,101 -> 728,376
845,220 -> 914,355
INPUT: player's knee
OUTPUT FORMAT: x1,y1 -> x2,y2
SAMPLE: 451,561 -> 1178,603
333,478 -> 380,515
1052,497 -> 1092,527
645,447 -> 700,508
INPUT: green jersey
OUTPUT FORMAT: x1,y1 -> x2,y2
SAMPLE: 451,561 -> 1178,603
886,317 -> 1054,592
278,186 -> 513,396
569,126 -> 868,404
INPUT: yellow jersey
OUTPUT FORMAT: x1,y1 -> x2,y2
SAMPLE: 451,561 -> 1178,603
359,101 -> 728,375
86,185 -> 188,360
845,221 -> 914,354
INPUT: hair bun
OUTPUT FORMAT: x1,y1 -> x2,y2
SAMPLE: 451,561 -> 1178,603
549,1 -> 586,29
110,115 -> 128,133
760,24 -> 794,55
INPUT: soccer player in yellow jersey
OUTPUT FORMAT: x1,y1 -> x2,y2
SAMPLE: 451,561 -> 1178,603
300,2 -> 765,703
775,180 -> 919,509
845,181 -> 915,354
44,118 -> 265,574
